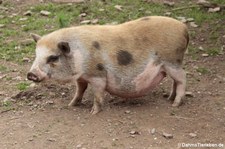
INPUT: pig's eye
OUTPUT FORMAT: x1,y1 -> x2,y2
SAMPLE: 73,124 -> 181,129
47,55 -> 59,63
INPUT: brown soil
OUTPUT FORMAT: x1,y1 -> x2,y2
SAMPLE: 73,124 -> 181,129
0,0 -> 225,149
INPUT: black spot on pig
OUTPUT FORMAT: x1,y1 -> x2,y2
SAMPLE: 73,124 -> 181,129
117,50 -> 133,66
96,63 -> 104,71
92,41 -> 100,50
176,59 -> 182,64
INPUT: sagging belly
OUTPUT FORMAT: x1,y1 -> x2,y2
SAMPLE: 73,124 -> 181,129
105,70 -> 166,98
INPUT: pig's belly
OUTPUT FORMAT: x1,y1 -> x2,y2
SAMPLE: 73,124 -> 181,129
105,71 -> 166,98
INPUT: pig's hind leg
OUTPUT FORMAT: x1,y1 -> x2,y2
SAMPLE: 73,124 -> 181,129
164,65 -> 186,107
68,81 -> 88,106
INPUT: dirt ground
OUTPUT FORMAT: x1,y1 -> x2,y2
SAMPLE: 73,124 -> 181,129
0,0 -> 225,149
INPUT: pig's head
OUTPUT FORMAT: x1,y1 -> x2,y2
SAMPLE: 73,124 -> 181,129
27,33 -> 76,83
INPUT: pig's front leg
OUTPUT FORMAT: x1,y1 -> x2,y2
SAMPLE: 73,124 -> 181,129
89,78 -> 106,115
68,81 -> 88,106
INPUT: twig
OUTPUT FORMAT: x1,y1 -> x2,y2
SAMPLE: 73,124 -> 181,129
167,115 -> 194,121
172,5 -> 199,11
0,108 -> 12,114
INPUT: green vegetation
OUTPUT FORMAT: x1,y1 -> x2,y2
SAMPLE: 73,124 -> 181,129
1,100 -> 12,107
0,65 -> 7,72
16,82 -> 30,91
0,0 -> 224,63
196,67 -> 209,74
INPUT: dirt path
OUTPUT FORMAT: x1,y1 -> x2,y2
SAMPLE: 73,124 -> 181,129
1,54 -> 225,149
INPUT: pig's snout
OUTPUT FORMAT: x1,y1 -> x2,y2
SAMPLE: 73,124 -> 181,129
27,72 -> 41,82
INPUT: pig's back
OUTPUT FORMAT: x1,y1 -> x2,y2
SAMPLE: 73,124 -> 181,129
66,16 -> 188,97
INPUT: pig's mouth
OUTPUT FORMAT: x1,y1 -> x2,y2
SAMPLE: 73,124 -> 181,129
27,72 -> 50,83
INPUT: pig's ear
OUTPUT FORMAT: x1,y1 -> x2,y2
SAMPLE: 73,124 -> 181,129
58,42 -> 70,54
31,33 -> 41,42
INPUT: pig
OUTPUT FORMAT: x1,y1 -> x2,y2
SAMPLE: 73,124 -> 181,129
27,16 -> 189,114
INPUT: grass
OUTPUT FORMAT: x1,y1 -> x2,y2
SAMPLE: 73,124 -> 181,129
1,100 -> 12,107
16,82 -> 30,91
207,48 -> 221,56
196,67 -> 209,74
0,65 -> 7,72
0,0 -> 224,63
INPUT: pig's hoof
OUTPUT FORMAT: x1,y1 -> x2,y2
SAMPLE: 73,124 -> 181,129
172,102 -> 181,107
90,107 -> 102,115
167,94 -> 176,101
68,102 -> 79,107
68,99 -> 82,107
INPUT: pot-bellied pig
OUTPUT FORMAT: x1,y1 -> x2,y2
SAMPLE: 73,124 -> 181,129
27,16 -> 189,114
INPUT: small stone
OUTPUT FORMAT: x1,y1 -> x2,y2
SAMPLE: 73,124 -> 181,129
47,138 -> 56,142
129,130 -> 140,135
189,133 -> 197,138
164,12 -> 172,16
47,100 -> 54,104
176,17 -> 187,23
208,7 -> 220,13
114,5 -> 123,11
80,20 -> 91,24
79,13 -> 86,17
187,18 -> 194,22
40,10 -> 51,16
145,10 -> 152,14
197,0 -> 210,5
0,24 -> 5,28
162,132 -> 173,139
150,128 -> 156,135
91,19 -> 98,24
190,22 -> 198,28
185,91 -> 194,97
0,74 -> 6,79
29,83 -> 36,88
99,8 -> 105,12
163,1 -> 175,6
27,102 -> 33,106
28,138 -> 33,141
112,138 -> 118,141
198,46 -> 204,51
21,39 -> 33,46
24,10 -> 32,16
202,53 -> 209,57
22,57 -> 31,62
76,144 -> 82,149
200,38 -> 205,42
125,110 -> 131,114
19,17 -> 28,21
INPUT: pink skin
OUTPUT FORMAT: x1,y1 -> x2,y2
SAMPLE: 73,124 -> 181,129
78,76 -> 106,115
73,61 -> 167,114
82,64 -> 185,114
164,65 -> 186,107
133,60 -> 164,95
29,66 -> 49,82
